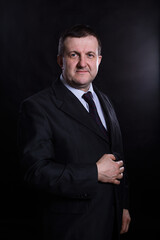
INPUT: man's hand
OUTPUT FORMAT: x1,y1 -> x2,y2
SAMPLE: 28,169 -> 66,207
120,209 -> 131,234
96,154 -> 124,184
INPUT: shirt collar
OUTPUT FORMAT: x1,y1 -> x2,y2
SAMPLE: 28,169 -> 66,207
60,74 -> 94,100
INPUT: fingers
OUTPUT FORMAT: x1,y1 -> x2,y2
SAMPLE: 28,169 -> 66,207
117,160 -> 123,167
120,209 -> 131,234
96,154 -> 124,184
120,166 -> 124,173
120,223 -> 126,234
120,220 -> 130,234
113,179 -> 120,185
117,172 -> 123,180
114,163 -> 124,182
110,160 -> 124,183
108,154 -> 116,161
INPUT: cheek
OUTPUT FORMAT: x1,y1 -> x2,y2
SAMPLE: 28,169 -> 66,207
64,60 -> 75,72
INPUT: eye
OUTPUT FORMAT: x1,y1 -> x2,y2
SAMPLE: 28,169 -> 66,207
69,52 -> 78,58
87,53 -> 95,58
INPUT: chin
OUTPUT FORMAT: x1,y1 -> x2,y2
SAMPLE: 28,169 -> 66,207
74,75 -> 93,84
75,78 -> 92,86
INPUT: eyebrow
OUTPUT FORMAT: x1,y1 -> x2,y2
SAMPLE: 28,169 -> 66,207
87,51 -> 96,55
68,50 -> 96,55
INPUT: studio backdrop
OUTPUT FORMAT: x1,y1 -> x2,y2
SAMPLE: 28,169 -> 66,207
1,0 -> 159,239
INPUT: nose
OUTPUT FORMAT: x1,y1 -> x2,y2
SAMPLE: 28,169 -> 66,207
77,55 -> 87,68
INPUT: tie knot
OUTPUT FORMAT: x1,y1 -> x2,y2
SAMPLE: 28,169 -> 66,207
82,91 -> 93,103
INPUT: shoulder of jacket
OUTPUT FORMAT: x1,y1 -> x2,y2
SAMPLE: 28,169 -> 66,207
22,85 -> 55,104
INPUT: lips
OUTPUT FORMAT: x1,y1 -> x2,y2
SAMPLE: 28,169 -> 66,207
76,70 -> 89,73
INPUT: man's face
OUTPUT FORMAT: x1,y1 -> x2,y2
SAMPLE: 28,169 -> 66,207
57,36 -> 102,91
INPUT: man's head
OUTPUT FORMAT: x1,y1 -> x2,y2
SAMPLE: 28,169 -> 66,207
57,24 -> 102,91
58,24 -> 102,56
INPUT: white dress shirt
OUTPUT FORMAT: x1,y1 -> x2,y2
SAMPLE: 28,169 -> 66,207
60,75 -> 107,130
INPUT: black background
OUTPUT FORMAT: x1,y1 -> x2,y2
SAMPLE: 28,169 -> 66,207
1,0 -> 159,239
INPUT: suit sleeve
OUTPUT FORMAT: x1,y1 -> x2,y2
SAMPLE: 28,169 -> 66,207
18,98 -> 98,200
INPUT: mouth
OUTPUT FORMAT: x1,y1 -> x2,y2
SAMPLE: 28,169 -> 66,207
76,70 -> 89,74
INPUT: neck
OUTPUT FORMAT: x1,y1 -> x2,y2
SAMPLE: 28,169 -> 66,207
61,75 -> 91,92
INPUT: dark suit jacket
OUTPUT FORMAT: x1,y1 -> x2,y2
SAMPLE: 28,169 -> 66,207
18,79 -> 129,240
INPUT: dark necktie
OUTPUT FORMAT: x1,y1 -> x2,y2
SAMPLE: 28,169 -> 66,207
82,91 -> 108,137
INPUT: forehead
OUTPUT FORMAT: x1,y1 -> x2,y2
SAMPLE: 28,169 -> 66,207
63,36 -> 99,53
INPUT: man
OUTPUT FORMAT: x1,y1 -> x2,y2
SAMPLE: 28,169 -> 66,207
18,24 -> 131,240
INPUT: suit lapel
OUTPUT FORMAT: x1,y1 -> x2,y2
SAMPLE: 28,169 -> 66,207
94,86 -> 117,147
51,79 -> 109,143
94,86 -> 112,133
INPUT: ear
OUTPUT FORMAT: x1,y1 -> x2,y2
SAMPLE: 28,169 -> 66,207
57,55 -> 63,69
98,55 -> 102,65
